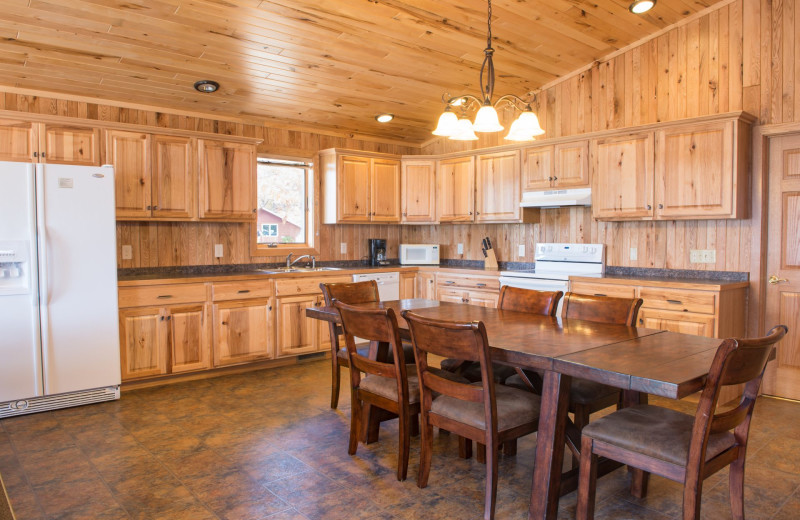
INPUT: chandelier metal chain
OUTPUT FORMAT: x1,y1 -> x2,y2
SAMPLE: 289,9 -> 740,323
479,0 -> 495,104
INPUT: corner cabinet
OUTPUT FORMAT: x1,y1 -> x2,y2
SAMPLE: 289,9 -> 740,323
198,139 -> 257,221
401,159 -> 436,223
476,150 -> 521,223
321,149 -> 401,224
592,112 -> 753,221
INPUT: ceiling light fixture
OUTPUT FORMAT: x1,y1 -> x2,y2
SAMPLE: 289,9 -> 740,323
629,0 -> 656,14
193,80 -> 219,93
375,113 -> 394,123
432,0 -> 544,142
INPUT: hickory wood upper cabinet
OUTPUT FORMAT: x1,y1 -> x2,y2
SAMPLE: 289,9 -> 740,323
321,149 -> 401,223
522,140 -> 589,191
108,130 -> 196,220
400,159 -> 436,223
436,156 -> 475,222
592,112 -> 753,221
476,150 -> 523,222
198,139 -> 257,221
0,119 -> 100,165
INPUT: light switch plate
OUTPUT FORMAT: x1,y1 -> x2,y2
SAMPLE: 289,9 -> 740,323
214,244 -> 224,258
518,244 -> 525,257
340,242 -> 347,254
690,249 -> 716,264
121,245 -> 132,260
457,243 -> 464,255
630,247 -> 638,261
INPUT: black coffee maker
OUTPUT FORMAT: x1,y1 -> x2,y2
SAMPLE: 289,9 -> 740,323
368,238 -> 387,266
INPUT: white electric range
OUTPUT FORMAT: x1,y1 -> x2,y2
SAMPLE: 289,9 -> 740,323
499,243 -> 606,314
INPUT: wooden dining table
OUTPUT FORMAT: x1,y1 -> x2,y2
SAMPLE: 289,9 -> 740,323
306,298 -> 727,520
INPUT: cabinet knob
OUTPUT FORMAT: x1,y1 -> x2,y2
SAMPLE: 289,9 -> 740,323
548,176 -> 553,181
403,212 -> 407,216
639,318 -> 643,325
42,152 -> 46,158
658,204 -> 663,209
167,316 -> 171,321
646,204 -> 652,210
153,206 -> 159,210
469,211 -> 473,215
553,176 -> 558,181
476,211 -> 480,215
33,151 -> 39,158
268,305 -> 272,311
160,316 -> 165,321
253,208 -> 257,213
146,205 -> 152,210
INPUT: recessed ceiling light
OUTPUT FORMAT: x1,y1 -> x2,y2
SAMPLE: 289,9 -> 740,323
194,80 -> 219,93
375,114 -> 394,123
629,0 -> 656,14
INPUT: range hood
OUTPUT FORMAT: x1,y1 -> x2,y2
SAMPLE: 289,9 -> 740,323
520,188 -> 591,208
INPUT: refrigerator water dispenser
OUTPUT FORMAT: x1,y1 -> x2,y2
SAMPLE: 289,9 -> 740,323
0,240 -> 30,295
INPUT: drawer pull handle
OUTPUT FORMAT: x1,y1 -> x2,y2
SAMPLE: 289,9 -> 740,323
594,293 -> 607,297
157,295 -> 173,299
666,299 -> 682,305
237,290 -> 251,294
476,283 -> 486,287
445,281 -> 455,285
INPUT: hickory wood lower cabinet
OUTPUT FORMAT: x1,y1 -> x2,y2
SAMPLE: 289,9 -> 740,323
435,272 -> 500,308
210,280 -> 274,366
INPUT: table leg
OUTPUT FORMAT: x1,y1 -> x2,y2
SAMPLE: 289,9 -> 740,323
528,370 -> 571,520
622,390 -> 650,498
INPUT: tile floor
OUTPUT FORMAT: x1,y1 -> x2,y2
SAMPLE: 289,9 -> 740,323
1,359 -> 799,519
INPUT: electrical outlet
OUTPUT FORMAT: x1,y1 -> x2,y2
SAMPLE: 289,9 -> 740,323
629,247 -> 638,261
690,249 -> 716,264
214,244 -> 224,258
121,245 -> 132,260
340,242 -> 347,254
518,244 -> 525,257
457,243 -> 464,255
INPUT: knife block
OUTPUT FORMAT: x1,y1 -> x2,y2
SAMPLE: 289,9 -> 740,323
484,249 -> 498,269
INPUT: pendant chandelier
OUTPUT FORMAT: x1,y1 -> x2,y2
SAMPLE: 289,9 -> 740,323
432,0 -> 545,142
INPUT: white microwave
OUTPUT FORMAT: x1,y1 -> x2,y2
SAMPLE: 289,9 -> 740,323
399,244 -> 439,265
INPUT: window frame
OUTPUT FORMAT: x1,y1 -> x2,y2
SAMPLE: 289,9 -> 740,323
251,154 -> 319,257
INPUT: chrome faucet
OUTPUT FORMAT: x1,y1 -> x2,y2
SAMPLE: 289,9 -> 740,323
287,254 -> 315,269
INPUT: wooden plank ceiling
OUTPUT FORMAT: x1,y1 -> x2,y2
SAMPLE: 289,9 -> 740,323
0,0 -> 725,143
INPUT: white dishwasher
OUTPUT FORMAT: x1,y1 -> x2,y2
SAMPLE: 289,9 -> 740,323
353,272 -> 400,300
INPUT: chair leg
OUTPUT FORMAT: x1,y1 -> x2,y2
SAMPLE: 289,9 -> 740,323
348,391 -> 362,455
418,414 -> 434,488
728,454 -> 746,520
503,439 -> 517,456
410,414 -> 420,437
576,435 -> 598,520
458,436 -> 472,459
484,440 -> 499,520
397,410 -> 410,481
682,479 -> 703,520
476,442 -> 487,464
331,357 -> 342,409
571,404 -> 591,469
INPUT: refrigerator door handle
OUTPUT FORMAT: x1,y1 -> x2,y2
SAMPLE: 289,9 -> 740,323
35,164 -> 51,390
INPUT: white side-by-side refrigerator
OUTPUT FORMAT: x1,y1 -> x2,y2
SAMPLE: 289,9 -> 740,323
0,161 -> 121,418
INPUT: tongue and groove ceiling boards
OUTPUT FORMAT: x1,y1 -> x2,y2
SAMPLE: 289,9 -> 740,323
0,0 -> 725,143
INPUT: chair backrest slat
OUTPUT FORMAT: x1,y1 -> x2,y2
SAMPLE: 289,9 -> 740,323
561,292 -> 643,326
422,371 -> 485,403
498,286 -> 563,316
320,280 -> 380,306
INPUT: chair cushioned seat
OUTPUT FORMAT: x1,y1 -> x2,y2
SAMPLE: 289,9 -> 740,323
359,367 -> 467,405
440,359 -> 516,383
505,372 -> 620,404
431,383 -> 541,431
582,405 -> 736,467
338,342 -> 415,364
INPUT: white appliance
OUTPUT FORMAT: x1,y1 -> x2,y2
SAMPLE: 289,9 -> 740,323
352,272 -> 400,300
519,188 -> 592,208
0,162 -> 121,418
399,244 -> 439,265
499,243 -> 605,315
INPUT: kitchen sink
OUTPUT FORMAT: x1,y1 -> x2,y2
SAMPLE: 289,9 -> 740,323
258,266 -> 343,273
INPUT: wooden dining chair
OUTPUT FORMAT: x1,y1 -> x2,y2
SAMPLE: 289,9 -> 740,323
335,300 -> 419,481
576,325 -> 788,520
0,473 -> 15,520
320,280 -> 414,409
402,310 -> 541,520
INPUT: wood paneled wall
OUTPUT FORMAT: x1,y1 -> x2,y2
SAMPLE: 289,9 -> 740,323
416,0 -> 797,273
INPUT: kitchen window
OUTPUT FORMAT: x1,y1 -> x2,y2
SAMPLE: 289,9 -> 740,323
253,157 -> 315,254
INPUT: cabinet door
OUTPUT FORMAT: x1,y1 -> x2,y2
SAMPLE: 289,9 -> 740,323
370,158 -> 401,222
476,150 -> 520,222
167,304 -> 210,373
276,295 -> 318,357
467,290 -> 499,308
522,146 -> 554,190
152,135 -> 195,219
655,121 -> 734,219
198,140 -> 256,220
637,309 -> 715,337
401,160 -> 436,222
554,141 -> 589,188
0,119 -> 37,162
213,299 -> 273,366
416,273 -> 436,299
400,273 -> 416,299
41,125 -> 101,166
119,307 -> 168,380
592,133 -> 655,220
107,130 -> 152,219
337,155 -> 371,222
437,156 -> 475,222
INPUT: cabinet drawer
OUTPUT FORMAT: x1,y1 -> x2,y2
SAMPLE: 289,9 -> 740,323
274,275 -> 352,296
437,274 -> 499,291
639,287 -> 716,314
211,280 -> 272,301
638,309 -> 715,337
119,283 -> 206,307
570,281 -> 636,299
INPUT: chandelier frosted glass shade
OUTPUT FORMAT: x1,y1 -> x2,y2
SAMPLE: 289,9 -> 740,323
432,107 -> 460,136
472,104 -> 504,132
504,109 -> 545,141
450,117 -> 479,140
